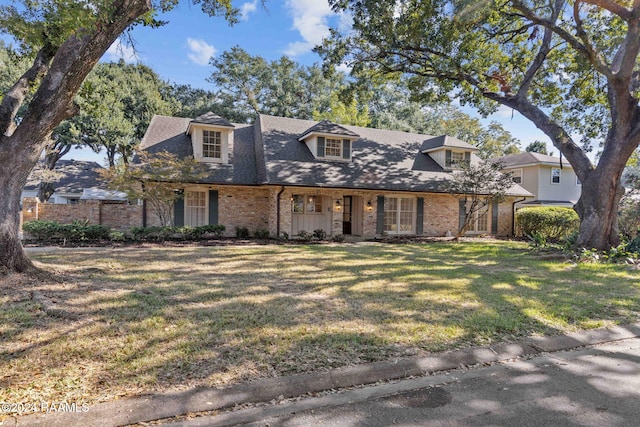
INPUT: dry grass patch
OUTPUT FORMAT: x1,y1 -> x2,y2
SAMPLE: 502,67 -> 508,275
1,241 -> 639,412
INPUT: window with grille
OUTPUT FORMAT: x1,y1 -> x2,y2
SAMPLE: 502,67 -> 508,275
203,130 -> 222,159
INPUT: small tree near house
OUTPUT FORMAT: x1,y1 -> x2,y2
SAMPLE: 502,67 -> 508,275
446,161 -> 515,239
101,152 -> 209,227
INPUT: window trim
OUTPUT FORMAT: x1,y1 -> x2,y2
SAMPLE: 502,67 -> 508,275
510,168 -> 523,184
184,188 -> 208,227
383,195 -> 416,235
291,194 -> 324,215
315,136 -> 353,161
551,167 -> 561,185
202,129 -> 222,160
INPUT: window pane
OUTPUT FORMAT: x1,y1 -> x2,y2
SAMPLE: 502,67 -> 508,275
551,168 -> 560,183
305,196 -> 322,213
292,195 -> 304,213
399,198 -> 413,232
203,130 -> 222,158
384,197 -> 398,231
325,138 -> 342,157
186,190 -> 207,226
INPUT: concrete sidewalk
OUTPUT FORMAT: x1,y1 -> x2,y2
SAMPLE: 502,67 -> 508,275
10,322 -> 640,427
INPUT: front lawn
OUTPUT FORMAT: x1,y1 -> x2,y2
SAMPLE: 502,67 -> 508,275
1,240 -> 639,408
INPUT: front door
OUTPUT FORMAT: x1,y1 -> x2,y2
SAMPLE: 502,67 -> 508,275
342,196 -> 352,235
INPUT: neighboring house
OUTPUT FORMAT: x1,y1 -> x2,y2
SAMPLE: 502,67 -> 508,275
490,152 -> 582,209
140,113 -> 531,238
22,159 -> 126,204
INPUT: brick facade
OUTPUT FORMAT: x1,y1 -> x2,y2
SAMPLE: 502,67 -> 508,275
21,197 -> 142,230
22,189 -> 518,238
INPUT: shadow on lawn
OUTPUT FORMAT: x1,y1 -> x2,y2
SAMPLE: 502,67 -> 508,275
3,242 -> 640,402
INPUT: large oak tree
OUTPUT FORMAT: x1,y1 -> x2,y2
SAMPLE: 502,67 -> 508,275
322,0 -> 640,250
0,0 -> 236,275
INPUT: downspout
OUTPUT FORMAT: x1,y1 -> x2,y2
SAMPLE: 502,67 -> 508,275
276,186 -> 285,238
512,197 -> 527,236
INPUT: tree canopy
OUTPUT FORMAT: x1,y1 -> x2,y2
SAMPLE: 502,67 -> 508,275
322,0 -> 640,250
0,0 -> 237,274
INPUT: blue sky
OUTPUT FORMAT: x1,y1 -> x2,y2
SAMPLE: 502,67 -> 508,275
2,0 -> 555,164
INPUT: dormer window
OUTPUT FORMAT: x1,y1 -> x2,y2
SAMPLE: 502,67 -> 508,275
317,137 -> 352,160
298,120 -> 359,162
203,130 -> 222,159
445,150 -> 471,169
186,112 -> 235,164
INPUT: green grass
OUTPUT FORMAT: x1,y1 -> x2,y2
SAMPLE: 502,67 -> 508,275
1,240 -> 639,408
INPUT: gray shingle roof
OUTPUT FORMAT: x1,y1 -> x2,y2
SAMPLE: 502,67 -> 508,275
298,120 -> 360,140
490,151 -> 569,168
140,113 -> 531,197
139,115 -> 257,185
191,112 -> 235,128
24,160 -> 105,193
420,135 -> 478,152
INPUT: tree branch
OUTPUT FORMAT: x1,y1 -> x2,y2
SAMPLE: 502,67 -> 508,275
581,0 -> 633,21
0,45 -> 55,138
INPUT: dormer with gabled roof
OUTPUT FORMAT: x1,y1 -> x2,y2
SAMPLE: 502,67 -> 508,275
421,135 -> 479,170
298,120 -> 360,162
186,112 -> 235,164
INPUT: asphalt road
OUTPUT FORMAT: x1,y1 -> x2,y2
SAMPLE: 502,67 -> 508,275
173,337 -> 640,427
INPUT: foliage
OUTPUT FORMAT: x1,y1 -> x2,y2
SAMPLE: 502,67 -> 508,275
60,60 -> 176,167
313,229 -> 327,240
526,141 -> 549,155
352,82 -> 521,159
23,220 -> 110,242
208,46 -> 358,123
516,207 -> 580,242
297,230 -> 313,241
200,224 -> 226,238
254,228 -> 270,239
101,151 -> 209,226
331,234 -> 346,242
321,0 -> 640,250
312,91 -> 370,126
445,161 -> 515,237
235,225 -> 250,238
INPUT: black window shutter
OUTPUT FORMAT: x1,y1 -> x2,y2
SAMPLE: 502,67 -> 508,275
458,199 -> 466,233
464,151 -> 471,165
491,202 -> 499,234
342,139 -> 351,160
445,150 -> 452,168
174,194 -> 184,227
416,197 -> 424,235
376,196 -> 385,235
317,137 -> 325,157
208,190 -> 219,225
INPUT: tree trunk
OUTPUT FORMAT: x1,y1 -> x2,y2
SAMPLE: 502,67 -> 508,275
574,167 -> 625,250
0,154 -> 39,274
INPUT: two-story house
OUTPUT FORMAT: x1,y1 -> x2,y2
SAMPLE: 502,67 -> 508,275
490,152 -> 582,208
139,112 -> 531,238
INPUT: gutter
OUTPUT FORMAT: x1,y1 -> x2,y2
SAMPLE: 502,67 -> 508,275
512,197 -> 527,236
276,186 -> 285,238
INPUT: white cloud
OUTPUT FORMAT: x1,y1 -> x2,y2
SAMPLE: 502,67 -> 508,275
284,0 -> 335,56
105,39 -> 138,63
240,0 -> 258,21
187,38 -> 216,66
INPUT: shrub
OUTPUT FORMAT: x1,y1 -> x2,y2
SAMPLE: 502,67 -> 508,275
200,224 -> 226,238
129,226 -> 174,241
109,230 -> 126,241
313,229 -> 327,240
515,207 -> 579,241
331,234 -> 346,242
235,225 -> 250,238
23,220 -> 61,242
297,230 -> 313,241
627,235 -> 640,254
254,228 -> 270,239
280,231 -> 289,240
23,220 -> 110,242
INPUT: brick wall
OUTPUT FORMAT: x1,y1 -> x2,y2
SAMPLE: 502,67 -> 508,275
218,186 -> 271,236
21,197 -> 142,231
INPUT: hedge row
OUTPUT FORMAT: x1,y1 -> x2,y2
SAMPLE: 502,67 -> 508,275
22,220 -> 227,243
515,207 -> 580,241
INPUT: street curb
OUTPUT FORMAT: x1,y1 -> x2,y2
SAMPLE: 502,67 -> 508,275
13,322 -> 640,427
